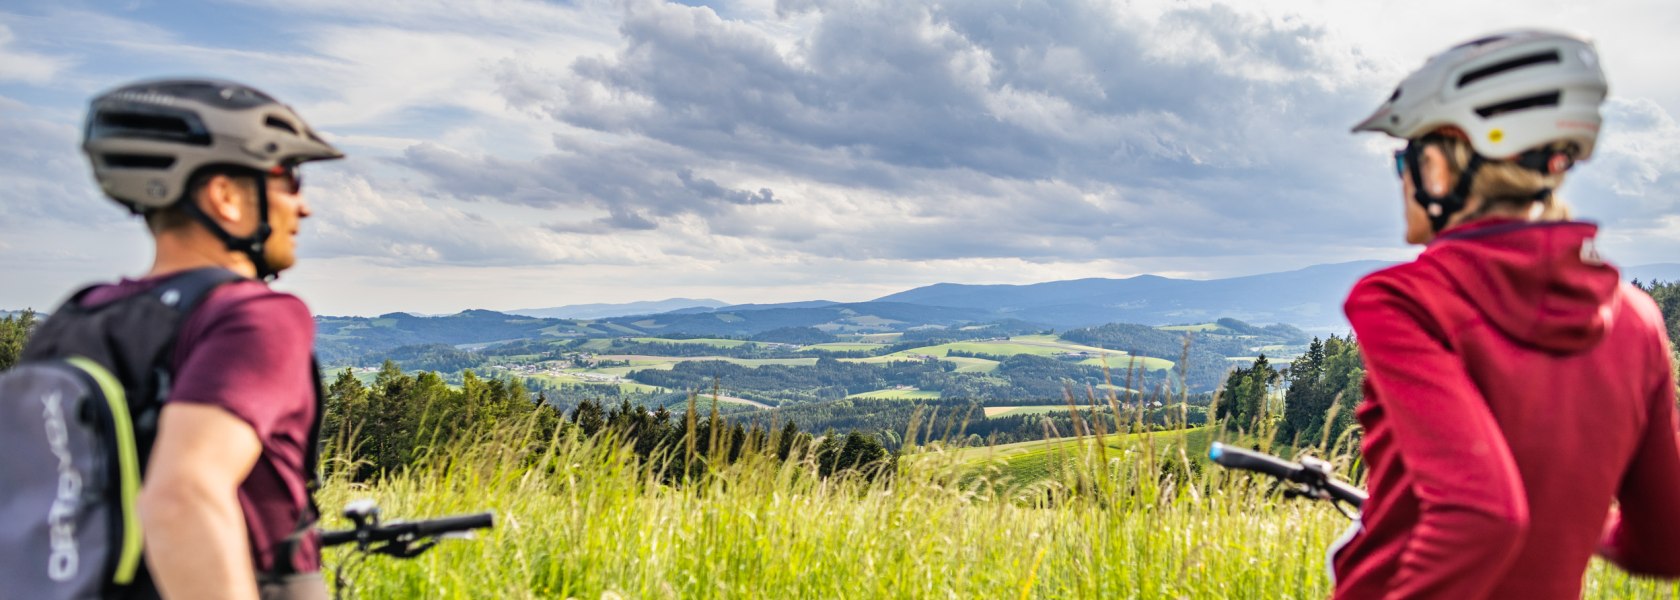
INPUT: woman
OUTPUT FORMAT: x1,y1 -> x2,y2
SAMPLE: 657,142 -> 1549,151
1336,30 -> 1680,598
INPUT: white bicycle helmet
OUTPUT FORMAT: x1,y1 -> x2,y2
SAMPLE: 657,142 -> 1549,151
1352,29 -> 1608,160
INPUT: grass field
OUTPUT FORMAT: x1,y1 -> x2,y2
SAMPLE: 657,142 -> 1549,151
1078,355 -> 1176,371
316,415 -> 1679,599
801,342 -> 888,352
840,354 -> 1002,373
983,405 -> 1085,417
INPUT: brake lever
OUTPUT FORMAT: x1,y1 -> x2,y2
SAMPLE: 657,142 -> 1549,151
369,538 -> 438,559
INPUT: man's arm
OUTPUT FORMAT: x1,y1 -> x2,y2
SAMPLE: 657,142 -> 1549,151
139,402 -> 263,600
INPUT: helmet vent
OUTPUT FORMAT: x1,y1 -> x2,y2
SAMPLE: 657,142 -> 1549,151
1457,51 -> 1561,88
264,115 -> 299,135
101,154 -> 177,169
91,107 -> 212,146
1474,91 -> 1562,118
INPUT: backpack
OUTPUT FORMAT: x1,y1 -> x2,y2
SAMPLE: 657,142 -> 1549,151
0,268 -> 321,599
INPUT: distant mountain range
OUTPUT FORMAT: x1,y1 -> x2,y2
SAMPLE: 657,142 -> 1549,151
497,261 -> 1680,336
874,260 -> 1392,332
1627,263 -> 1680,283
508,298 -> 728,320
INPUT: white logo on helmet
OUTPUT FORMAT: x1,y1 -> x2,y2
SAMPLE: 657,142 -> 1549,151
147,180 -> 168,199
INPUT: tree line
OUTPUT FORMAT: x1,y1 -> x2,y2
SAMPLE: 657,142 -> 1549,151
322,361 -> 892,482
1215,335 -> 1366,451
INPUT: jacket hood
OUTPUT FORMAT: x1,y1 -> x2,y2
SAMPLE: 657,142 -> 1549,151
1423,219 -> 1621,353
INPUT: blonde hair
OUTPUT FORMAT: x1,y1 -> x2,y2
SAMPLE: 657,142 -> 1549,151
1437,137 -> 1573,223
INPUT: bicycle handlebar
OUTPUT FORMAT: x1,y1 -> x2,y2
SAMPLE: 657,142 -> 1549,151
1209,442 -> 1366,509
321,511 -> 494,547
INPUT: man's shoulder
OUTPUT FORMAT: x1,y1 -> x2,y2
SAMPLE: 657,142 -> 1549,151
201,280 -> 309,314
181,281 -> 313,348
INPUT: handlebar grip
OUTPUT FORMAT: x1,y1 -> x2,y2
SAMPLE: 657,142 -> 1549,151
1209,442 -> 1301,480
412,512 -> 495,537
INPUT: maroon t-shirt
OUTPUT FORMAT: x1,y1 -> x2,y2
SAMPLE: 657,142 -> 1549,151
83,276 -> 320,574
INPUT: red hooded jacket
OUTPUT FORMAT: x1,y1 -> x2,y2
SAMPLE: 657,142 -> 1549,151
1332,219 -> 1680,599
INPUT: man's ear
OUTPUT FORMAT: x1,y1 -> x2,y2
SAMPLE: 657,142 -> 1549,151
1419,144 -> 1455,198
197,174 -> 247,225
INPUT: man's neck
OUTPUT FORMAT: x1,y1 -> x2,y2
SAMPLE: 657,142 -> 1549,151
149,230 -> 259,279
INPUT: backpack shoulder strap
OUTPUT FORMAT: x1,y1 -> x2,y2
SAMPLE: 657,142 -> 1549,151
152,268 -> 248,315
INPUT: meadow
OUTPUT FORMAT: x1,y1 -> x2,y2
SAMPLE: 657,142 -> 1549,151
317,408 -> 1679,599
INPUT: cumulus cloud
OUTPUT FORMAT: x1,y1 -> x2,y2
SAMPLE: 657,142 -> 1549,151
410,0 -> 1393,263
5,0 -> 1680,314
0,109 -> 118,228
0,23 -> 72,84
301,168 -> 660,266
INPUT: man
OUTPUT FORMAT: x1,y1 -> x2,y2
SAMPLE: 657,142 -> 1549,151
75,79 -> 342,599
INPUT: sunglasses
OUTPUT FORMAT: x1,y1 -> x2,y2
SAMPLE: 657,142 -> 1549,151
268,163 -> 303,194
1392,149 -> 1406,178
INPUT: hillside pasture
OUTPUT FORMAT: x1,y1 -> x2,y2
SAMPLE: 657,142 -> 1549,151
838,353 -> 1000,373
959,426 -> 1218,485
802,342 -> 888,352
983,405 -> 1079,418
1078,355 -> 1176,371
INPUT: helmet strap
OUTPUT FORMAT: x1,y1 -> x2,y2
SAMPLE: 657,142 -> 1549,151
178,170 -> 278,281
1407,141 -> 1484,233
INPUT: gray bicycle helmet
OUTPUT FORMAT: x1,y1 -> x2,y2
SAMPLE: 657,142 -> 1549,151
82,78 -> 343,279
83,78 -> 343,211
1352,29 -> 1608,160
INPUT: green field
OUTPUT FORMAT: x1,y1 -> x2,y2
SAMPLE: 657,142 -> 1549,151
839,354 -> 1001,373
957,427 -> 1220,485
802,342 -> 888,352
983,405 -> 1087,418
315,418 -> 1673,598
846,388 -> 942,400
1077,355 -> 1176,371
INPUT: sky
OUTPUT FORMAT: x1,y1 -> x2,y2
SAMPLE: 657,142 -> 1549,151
2,0 -> 1677,316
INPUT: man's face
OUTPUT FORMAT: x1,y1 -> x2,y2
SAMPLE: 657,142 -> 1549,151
261,168 -> 309,273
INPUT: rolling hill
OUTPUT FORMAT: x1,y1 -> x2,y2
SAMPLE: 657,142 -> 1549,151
873,260 -> 1391,331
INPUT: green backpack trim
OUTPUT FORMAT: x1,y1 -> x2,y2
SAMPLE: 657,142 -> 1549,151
65,356 -> 142,585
